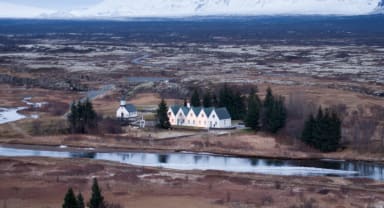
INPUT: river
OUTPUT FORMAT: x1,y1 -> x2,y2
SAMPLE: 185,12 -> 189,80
1,145 -> 384,181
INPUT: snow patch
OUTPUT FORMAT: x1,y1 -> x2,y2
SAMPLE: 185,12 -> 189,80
0,107 -> 27,125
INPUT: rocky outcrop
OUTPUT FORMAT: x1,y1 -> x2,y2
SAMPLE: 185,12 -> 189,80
0,74 -> 87,91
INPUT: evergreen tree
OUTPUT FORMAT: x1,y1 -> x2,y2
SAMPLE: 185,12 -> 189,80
68,102 -> 78,134
234,92 -> 246,120
183,99 -> 188,107
301,114 -> 315,144
212,94 -> 219,107
301,107 -> 342,152
67,99 -> 98,134
190,89 -> 201,107
89,178 -> 105,208
84,98 -> 97,132
202,92 -> 212,108
76,101 -> 85,133
77,193 -> 85,208
216,84 -> 248,120
263,87 -> 274,109
63,188 -> 78,208
156,98 -> 171,129
245,88 -> 261,131
261,88 -> 287,133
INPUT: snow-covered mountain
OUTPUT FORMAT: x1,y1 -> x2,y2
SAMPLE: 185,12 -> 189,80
0,0 -> 384,19
0,2 -> 54,18
70,0 -> 384,17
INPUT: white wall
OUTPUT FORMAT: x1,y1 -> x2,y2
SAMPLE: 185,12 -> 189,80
168,107 -> 232,129
116,107 -> 137,119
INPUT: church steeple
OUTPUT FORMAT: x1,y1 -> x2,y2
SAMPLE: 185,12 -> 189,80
120,96 -> 126,106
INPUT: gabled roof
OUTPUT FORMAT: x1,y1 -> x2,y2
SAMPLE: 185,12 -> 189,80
215,107 -> 231,120
168,105 -> 231,120
170,106 -> 180,115
204,107 -> 214,117
124,104 -> 137,113
191,107 -> 202,116
181,106 -> 190,115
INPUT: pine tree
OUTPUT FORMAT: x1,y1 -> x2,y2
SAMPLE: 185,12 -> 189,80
212,94 -> 219,107
190,89 -> 201,107
68,102 -> 78,134
77,193 -> 85,208
84,98 -> 97,132
202,92 -> 212,107
301,114 -> 315,144
261,88 -> 286,133
301,107 -> 342,152
245,88 -> 261,131
63,188 -> 78,208
156,98 -> 171,129
234,92 -> 246,120
67,99 -> 98,134
89,178 -> 105,208
261,87 -> 274,132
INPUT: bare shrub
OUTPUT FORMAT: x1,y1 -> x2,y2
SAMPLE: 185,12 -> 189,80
274,181 -> 282,190
24,100 -> 69,116
261,195 -> 274,205
30,119 -> 68,136
105,202 -> 124,208
98,117 -> 123,134
283,92 -> 317,140
290,198 -> 318,208
31,120 -> 42,135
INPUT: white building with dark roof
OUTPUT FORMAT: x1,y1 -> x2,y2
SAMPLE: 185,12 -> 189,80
168,105 -> 232,129
116,99 -> 138,120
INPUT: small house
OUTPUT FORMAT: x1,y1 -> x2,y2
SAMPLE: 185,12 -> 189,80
116,99 -> 138,120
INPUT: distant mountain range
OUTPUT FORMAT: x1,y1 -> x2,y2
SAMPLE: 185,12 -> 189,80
1,0 -> 384,19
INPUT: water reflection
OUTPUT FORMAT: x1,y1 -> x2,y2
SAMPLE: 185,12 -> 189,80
1,146 -> 384,181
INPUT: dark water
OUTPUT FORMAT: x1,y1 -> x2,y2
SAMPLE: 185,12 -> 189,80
1,146 -> 384,181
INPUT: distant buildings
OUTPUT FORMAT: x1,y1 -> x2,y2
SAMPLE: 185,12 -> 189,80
168,103 -> 232,129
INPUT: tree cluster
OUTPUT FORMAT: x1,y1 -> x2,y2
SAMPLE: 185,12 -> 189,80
301,107 -> 342,152
261,87 -> 287,133
63,178 -> 104,208
63,188 -> 84,208
67,99 -> 98,134
244,87 -> 287,133
188,85 -> 287,133
156,98 -> 171,129
189,85 -> 246,120
244,88 -> 261,131
62,178 -> 122,208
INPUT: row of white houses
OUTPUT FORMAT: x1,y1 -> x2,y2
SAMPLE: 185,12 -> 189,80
116,98 -> 232,129
167,104 -> 232,129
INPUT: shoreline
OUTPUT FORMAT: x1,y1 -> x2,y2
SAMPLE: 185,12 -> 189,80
1,139 -> 384,164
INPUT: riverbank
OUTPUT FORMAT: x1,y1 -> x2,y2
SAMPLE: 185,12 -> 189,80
1,132 -> 384,164
0,156 -> 383,208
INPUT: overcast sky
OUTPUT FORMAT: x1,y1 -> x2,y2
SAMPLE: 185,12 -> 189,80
2,0 -> 101,10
